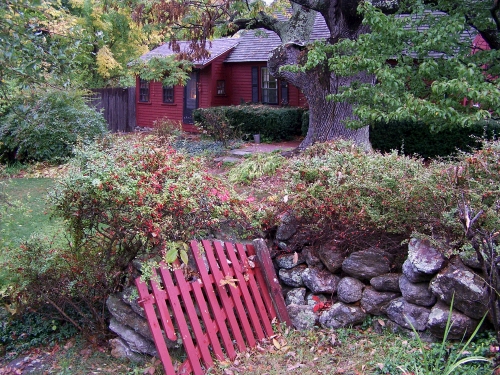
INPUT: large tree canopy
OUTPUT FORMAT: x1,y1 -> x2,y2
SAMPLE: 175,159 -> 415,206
0,0 -> 160,98
134,0 -> 500,149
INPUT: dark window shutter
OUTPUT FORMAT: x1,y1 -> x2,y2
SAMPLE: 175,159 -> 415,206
281,80 -> 288,105
251,67 -> 259,103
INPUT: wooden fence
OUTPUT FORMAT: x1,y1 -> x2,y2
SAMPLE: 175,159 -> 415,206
90,87 -> 136,132
135,239 -> 291,375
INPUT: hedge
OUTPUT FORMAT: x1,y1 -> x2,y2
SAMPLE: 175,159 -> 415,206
194,105 -> 304,142
301,112 -> 499,158
370,120 -> 500,158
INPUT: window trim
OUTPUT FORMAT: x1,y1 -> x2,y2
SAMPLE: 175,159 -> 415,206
261,67 -> 278,105
163,85 -> 175,103
216,80 -> 226,96
139,78 -> 150,103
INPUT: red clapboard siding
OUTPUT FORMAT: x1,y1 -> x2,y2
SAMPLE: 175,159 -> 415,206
135,59 -> 309,130
135,240 -> 291,375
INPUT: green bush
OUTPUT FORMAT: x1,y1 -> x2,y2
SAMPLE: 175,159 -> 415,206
370,119 -> 500,158
270,141 -> 455,240
50,135 -> 251,263
1,136 -> 253,334
0,89 -> 107,163
194,105 -> 304,142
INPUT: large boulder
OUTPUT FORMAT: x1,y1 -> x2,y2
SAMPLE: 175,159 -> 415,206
342,249 -> 392,280
279,264 -> 307,287
430,262 -> 489,319
109,337 -> 146,362
121,286 -> 145,319
319,302 -> 366,329
287,304 -> 318,330
275,252 -> 306,269
399,275 -> 436,307
427,301 -> 480,339
337,277 -> 365,303
302,267 -> 340,294
360,287 -> 400,315
317,244 -> 345,273
109,318 -> 158,357
276,212 -> 298,241
370,273 -> 401,293
386,297 -> 431,331
286,288 -> 306,306
107,295 -> 154,342
407,238 -> 446,275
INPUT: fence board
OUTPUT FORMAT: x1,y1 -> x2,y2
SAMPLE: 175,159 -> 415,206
135,239 -> 291,375
90,87 -> 135,132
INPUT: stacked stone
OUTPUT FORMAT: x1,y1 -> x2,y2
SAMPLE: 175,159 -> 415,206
106,286 -> 181,361
275,214 -> 488,339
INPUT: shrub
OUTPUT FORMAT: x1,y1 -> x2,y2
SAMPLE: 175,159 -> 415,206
194,105 -> 304,142
49,135 -> 252,265
193,107 -> 239,146
2,136 -> 254,335
270,141 -> 455,241
152,117 -> 183,140
228,152 -> 286,185
0,89 -> 107,163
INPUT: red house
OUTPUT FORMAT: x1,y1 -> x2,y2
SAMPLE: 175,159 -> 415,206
136,21 -> 329,131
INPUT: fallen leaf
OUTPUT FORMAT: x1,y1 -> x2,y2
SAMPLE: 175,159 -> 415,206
287,363 -> 305,371
273,338 -> 281,350
330,334 -> 337,346
219,275 -> 238,288
293,252 -> 299,265
377,319 -> 385,327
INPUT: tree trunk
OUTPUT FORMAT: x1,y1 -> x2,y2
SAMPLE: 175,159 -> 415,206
269,44 -> 373,150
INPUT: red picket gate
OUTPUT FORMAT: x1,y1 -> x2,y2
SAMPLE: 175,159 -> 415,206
135,239 -> 291,374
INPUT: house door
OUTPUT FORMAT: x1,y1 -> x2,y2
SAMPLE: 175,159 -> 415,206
183,72 -> 199,124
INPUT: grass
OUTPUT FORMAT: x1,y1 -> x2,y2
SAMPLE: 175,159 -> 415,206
0,178 -> 64,247
0,323 -> 494,375
0,177 -> 65,289
206,322 -> 494,375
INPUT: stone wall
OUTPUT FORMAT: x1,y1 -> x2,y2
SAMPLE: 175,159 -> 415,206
277,221 -> 488,339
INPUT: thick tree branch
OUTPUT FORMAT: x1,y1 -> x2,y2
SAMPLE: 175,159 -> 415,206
491,0 -> 500,31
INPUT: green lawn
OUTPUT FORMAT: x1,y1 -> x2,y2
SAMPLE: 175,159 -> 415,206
0,178 -> 65,287
0,178 -> 63,245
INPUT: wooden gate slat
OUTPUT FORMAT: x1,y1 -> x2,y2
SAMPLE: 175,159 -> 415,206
158,266 -> 205,375
235,243 -> 275,335
190,241 -> 237,360
135,278 -> 177,374
223,242 -> 266,340
171,261 -> 214,369
246,243 -> 279,319
150,276 -> 177,342
190,279 -> 225,361
211,241 -> 256,347
200,240 -> 247,352
234,243 -> 275,337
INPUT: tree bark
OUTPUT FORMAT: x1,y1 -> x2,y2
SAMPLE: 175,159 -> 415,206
268,43 -> 372,150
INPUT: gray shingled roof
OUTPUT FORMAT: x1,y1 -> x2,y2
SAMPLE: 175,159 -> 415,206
140,38 -> 239,67
141,12 -> 331,64
225,13 -> 330,63
224,29 -> 281,62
